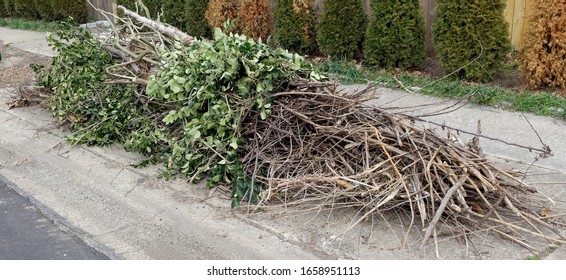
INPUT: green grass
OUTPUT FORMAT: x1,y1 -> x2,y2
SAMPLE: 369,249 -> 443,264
0,18 -> 59,32
525,246 -> 558,260
315,61 -> 566,120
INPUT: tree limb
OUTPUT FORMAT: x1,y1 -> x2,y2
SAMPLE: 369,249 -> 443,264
117,5 -> 195,46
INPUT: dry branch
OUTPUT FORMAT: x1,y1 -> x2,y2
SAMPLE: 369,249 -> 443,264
240,84 -> 565,252
117,5 -> 195,46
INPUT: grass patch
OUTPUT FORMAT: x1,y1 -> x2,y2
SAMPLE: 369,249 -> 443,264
525,246 -> 558,260
315,61 -> 566,120
526,255 -> 541,260
0,18 -> 59,32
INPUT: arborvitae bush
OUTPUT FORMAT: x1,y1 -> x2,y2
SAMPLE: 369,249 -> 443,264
238,0 -> 272,41
116,0 -> 136,10
34,0 -> 56,21
274,0 -> 317,54
51,0 -> 88,23
0,0 -> 6,18
143,0 -> 162,18
316,0 -> 367,60
3,0 -> 15,17
274,0 -> 302,51
433,0 -> 511,81
185,0 -> 211,38
205,0 -> 240,31
364,0 -> 425,70
163,0 -> 187,30
519,0 -> 566,91
14,0 -> 38,19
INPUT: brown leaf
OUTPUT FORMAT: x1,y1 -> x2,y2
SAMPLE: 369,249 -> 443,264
68,115 -> 79,123
336,179 -> 353,189
540,207 -> 552,217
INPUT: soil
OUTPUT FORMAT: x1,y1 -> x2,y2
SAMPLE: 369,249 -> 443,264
0,42 -> 52,88
420,56 -> 525,91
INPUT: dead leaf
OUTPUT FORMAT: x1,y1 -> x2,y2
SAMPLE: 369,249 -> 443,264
540,207 -> 552,217
7,98 -> 28,109
335,179 -> 353,189
68,115 -> 79,123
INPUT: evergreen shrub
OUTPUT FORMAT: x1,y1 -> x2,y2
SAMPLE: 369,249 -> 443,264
116,0 -> 136,10
273,0 -> 317,54
34,0 -> 56,21
0,0 -> 6,18
316,0 -> 367,60
163,0 -> 187,30
3,0 -> 14,17
519,0 -> 566,91
238,0 -> 272,41
205,0 -> 240,31
51,0 -> 88,23
143,0 -> 162,18
185,0 -> 211,38
14,0 -> 38,19
433,0 -> 511,81
364,0 -> 425,70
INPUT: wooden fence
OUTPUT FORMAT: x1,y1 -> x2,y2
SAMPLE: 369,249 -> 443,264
91,0 -> 532,50
87,0 -> 116,22
504,0 -> 533,47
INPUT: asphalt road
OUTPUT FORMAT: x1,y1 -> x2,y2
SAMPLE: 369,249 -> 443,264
0,175 -> 109,260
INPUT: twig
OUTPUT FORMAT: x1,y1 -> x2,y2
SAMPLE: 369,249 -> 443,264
421,176 -> 468,248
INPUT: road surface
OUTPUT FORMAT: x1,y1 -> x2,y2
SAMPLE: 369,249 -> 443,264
0,175 -> 109,260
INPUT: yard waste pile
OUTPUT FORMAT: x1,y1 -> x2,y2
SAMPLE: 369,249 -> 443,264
27,3 -> 564,253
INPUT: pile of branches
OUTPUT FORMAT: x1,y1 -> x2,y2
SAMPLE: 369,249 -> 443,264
241,83 -> 564,251
32,1 -> 564,253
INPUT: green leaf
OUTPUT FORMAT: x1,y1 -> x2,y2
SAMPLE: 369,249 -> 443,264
170,83 -> 182,94
229,140 -> 238,150
231,199 -> 240,208
265,81 -> 274,91
188,127 -> 201,139
163,110 -> 177,124
260,110 -> 267,120
174,76 -> 187,84
256,82 -> 265,92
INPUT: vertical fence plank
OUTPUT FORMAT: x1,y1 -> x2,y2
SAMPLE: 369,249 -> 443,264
87,0 -> 117,22
519,0 -> 534,47
505,0 -> 516,45
510,0 -> 526,47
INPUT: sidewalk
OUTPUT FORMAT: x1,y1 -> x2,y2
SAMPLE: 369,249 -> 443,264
0,27 -> 56,57
1,27 -> 566,260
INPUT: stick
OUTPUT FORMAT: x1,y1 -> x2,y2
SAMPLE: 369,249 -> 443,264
421,175 -> 468,248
